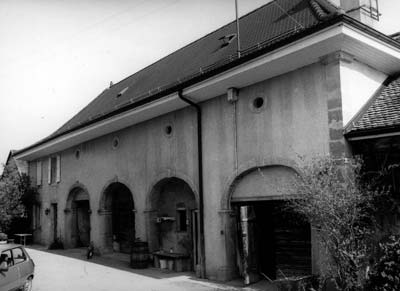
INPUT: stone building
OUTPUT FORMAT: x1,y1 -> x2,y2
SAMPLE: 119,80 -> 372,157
13,0 -> 400,283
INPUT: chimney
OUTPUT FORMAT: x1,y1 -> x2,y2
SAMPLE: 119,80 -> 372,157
330,0 -> 380,28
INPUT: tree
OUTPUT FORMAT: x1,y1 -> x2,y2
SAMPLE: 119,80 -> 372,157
286,156 -> 387,291
0,164 -> 35,233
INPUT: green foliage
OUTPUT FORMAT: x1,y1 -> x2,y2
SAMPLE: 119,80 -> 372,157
0,164 -> 37,233
286,156 -> 388,291
366,235 -> 400,291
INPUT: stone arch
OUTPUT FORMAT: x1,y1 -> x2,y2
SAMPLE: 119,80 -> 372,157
66,182 -> 90,209
145,170 -> 199,211
99,177 -> 136,211
220,157 -> 299,210
146,175 -> 198,271
98,180 -> 135,254
64,183 -> 91,248
222,161 -> 312,282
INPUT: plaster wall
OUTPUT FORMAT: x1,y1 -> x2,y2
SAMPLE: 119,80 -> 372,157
201,62 -> 331,280
28,61 -> 339,281
340,59 -> 387,126
32,108 -> 198,251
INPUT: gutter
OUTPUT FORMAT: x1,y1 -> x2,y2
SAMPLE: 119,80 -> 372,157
345,125 -> 400,140
177,91 -> 206,278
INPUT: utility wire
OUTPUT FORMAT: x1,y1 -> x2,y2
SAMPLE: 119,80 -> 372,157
272,0 -> 305,30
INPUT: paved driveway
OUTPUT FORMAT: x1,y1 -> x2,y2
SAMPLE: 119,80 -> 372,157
26,248 -> 275,291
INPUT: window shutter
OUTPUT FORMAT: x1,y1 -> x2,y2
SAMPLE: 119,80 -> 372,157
47,157 -> 51,184
56,155 -> 61,183
36,161 -> 42,186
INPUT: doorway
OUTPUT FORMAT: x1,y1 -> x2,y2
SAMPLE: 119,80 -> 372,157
75,200 -> 90,246
235,201 -> 311,284
66,187 -> 91,248
51,203 -> 58,242
148,177 -> 198,270
102,182 -> 135,254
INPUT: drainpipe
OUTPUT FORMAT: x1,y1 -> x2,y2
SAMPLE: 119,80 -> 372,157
178,90 -> 205,279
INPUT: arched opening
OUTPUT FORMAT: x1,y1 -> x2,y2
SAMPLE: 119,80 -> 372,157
147,177 -> 198,271
102,182 -> 135,254
66,187 -> 91,247
228,166 -> 311,284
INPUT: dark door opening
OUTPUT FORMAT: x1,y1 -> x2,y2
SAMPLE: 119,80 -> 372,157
51,203 -> 58,242
235,201 -> 311,284
75,200 -> 90,247
112,190 -> 134,253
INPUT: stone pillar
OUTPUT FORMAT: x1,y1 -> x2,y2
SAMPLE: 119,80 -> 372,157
97,208 -> 113,254
321,51 -> 352,158
144,209 -> 159,252
63,208 -> 73,248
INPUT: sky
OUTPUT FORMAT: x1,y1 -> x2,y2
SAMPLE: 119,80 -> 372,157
0,0 -> 399,170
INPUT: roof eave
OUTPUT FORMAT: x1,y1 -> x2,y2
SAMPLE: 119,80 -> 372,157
345,125 -> 400,141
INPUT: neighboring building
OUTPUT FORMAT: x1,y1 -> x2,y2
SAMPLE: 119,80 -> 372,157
345,75 -> 400,202
13,0 -> 400,284
1,150 -> 28,178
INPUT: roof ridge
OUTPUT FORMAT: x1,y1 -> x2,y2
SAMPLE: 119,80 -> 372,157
309,0 -> 329,20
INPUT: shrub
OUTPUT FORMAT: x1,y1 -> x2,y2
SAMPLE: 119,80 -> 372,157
286,156 -> 387,291
0,233 -> 8,241
365,235 -> 400,290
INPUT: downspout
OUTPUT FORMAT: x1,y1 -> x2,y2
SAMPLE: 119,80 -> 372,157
178,90 -> 206,278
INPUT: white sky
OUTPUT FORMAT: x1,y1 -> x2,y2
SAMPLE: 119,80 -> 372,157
0,0 -> 399,170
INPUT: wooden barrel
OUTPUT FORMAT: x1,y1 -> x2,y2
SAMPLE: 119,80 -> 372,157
130,241 -> 149,269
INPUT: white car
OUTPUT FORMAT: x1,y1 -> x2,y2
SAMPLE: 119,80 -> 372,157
0,243 -> 35,291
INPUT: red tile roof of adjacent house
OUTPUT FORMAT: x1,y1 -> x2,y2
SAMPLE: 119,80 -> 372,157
345,76 -> 400,137
50,0 -> 340,138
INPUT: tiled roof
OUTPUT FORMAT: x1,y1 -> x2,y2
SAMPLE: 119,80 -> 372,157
49,0 -> 339,138
346,76 -> 400,135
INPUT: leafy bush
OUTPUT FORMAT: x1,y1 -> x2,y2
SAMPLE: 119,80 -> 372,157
0,233 -> 7,241
365,235 -> 400,290
286,156 -> 388,291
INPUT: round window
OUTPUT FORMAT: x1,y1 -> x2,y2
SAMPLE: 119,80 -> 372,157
253,97 -> 264,109
250,96 -> 266,112
75,149 -> 80,159
164,125 -> 173,136
112,137 -> 120,149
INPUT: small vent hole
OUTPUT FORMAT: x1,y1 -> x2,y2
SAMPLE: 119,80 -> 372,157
253,97 -> 264,109
112,137 -> 120,149
165,125 -> 173,136
75,149 -> 80,159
